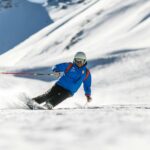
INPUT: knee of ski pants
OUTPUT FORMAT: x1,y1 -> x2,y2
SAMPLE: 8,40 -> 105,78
47,89 -> 72,106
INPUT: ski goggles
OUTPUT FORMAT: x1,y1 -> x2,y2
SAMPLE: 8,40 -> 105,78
74,58 -> 85,65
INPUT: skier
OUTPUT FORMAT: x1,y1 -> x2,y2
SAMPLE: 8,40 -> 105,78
28,51 -> 92,109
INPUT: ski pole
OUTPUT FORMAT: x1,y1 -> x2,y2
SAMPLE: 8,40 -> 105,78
84,102 -> 88,108
75,101 -> 88,109
0,72 -> 55,76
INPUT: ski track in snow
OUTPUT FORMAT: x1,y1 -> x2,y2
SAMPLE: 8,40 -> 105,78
0,105 -> 150,150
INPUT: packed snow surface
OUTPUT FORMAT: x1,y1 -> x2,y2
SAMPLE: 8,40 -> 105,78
1,106 -> 150,150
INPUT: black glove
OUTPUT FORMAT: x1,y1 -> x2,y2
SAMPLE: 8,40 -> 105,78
86,95 -> 92,102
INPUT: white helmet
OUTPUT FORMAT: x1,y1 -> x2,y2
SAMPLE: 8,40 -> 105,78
74,52 -> 87,65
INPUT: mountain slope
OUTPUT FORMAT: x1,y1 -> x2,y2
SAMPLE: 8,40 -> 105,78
0,0 -> 52,54
0,0 -> 150,108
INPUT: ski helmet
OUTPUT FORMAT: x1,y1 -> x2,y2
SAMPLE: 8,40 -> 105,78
73,52 -> 87,65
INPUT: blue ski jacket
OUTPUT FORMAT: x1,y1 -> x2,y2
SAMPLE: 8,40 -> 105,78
52,62 -> 92,96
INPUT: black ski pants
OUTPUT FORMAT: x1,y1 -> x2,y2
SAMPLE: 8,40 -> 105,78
33,84 -> 72,107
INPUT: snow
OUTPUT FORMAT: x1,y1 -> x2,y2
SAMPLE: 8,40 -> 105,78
27,0 -> 48,6
27,0 -> 47,4
1,106 -> 150,150
0,0 -> 150,149
0,0 -> 51,54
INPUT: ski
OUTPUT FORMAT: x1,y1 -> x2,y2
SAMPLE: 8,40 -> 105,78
26,100 -> 47,110
19,93 -> 48,110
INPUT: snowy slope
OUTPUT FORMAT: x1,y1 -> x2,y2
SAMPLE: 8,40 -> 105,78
0,0 -> 150,150
1,107 -> 150,150
0,0 -> 51,54
0,0 -> 149,106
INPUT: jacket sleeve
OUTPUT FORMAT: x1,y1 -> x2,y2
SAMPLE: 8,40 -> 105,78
52,63 -> 69,72
83,71 -> 92,96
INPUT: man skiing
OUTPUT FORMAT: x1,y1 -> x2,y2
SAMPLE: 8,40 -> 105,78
28,51 -> 92,110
